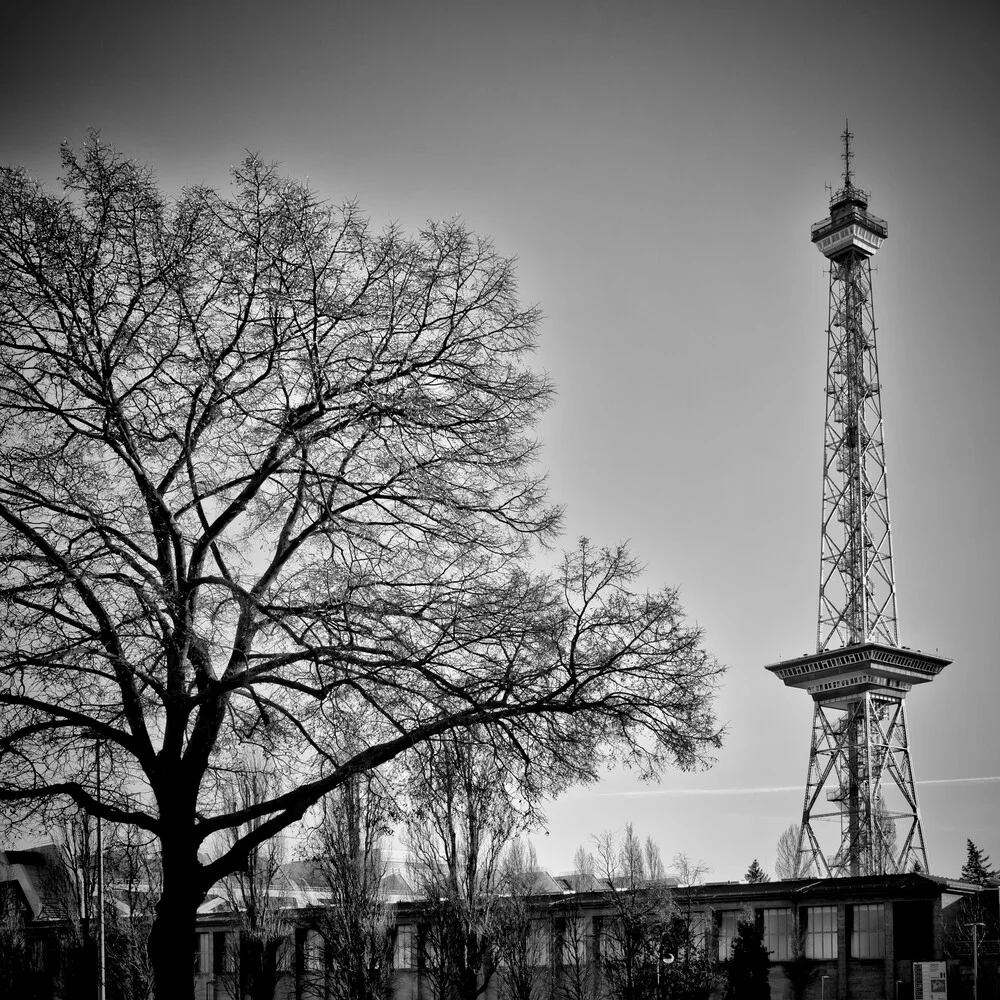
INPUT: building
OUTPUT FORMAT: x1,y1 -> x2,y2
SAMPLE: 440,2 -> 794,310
192,868 -> 993,1000
3,843 -> 995,1000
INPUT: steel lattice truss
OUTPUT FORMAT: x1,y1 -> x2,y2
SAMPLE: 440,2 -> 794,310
775,128 -> 947,879
817,250 -> 898,651
799,694 -> 927,877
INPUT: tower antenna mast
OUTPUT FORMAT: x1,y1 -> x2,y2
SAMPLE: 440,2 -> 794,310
841,120 -> 854,191
766,129 -> 950,878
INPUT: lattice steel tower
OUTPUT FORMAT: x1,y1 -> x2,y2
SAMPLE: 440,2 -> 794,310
766,126 -> 950,878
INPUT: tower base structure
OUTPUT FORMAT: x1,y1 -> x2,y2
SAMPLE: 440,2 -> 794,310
767,643 -> 950,877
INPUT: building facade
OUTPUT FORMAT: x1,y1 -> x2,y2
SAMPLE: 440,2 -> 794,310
195,872 -> 991,1000
3,846 -> 993,1000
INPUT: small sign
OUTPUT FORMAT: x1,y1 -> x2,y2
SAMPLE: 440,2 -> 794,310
913,962 -> 947,1000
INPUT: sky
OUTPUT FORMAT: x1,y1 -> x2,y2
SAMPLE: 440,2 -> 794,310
4,0 -> 1000,882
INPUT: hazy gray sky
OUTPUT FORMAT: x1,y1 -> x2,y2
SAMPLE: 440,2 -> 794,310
5,0 -> 999,880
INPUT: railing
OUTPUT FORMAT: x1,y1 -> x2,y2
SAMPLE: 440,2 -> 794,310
811,206 -> 889,242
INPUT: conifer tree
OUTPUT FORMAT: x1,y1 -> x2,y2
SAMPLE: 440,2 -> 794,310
726,918 -> 771,1000
961,839 -> 998,884
745,859 -> 770,884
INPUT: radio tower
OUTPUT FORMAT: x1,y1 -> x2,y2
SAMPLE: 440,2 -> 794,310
766,125 -> 950,878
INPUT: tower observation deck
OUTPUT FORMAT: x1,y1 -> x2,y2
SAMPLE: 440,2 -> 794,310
766,126 -> 950,878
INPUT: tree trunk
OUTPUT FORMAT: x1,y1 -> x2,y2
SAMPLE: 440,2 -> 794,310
148,832 -> 206,1000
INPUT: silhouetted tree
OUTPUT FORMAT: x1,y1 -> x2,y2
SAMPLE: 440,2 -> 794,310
744,860 -> 769,884
0,136 -> 723,999
782,919 -> 813,1000
218,764 -> 291,1000
405,731 -> 524,1000
593,826 -> 671,1000
950,839 -> 1000,957
493,840 -> 550,1000
103,825 -> 159,1000
307,774 -> 396,1000
672,853 -> 711,887
725,918 -> 770,1000
0,872 -> 40,1000
961,840 -> 997,884
554,846 -> 598,1000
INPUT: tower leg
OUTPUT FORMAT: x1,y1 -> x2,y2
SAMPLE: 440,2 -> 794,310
797,695 -> 930,877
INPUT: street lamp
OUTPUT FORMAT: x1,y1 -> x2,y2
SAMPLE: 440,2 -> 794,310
965,922 -> 986,1000
95,737 -> 106,1000
656,949 -> 675,999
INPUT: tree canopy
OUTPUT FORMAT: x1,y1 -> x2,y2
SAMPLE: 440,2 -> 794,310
0,137 -> 723,998
774,823 -> 804,880
961,839 -> 997,884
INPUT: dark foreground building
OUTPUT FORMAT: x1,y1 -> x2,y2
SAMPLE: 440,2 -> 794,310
3,845 -> 996,1000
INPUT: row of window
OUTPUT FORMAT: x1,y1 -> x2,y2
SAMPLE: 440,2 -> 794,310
194,929 -> 325,976
717,904 -> 883,962
394,923 -> 551,970
199,903 -> 887,977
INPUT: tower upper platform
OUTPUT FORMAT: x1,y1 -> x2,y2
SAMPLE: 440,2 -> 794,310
765,643 -> 950,709
811,184 -> 888,260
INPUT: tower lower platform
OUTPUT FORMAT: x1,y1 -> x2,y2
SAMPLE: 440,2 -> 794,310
767,644 -> 951,877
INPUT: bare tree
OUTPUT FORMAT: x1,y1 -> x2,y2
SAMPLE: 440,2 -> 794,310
305,774 -> 396,1000
665,851 -> 721,1000
593,826 -> 672,1000
2,818 -> 156,1000
219,765 -> 291,1000
0,885 -> 35,1000
493,839 -> 550,1000
871,796 -> 898,875
555,846 -> 598,1000
0,137 -> 723,999
773,824 -> 805,881
671,852 -> 711,887
103,824 -> 158,1000
405,731 -> 523,1000
61,811 -> 100,993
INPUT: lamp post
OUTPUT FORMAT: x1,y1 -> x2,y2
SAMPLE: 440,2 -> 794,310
965,922 -> 985,1000
657,948 -> 675,1000
95,738 -> 106,1000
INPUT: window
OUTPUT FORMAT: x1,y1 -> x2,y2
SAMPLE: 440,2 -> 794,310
851,903 -> 885,958
599,919 -> 623,961
718,911 -> 739,962
303,929 -> 325,972
805,906 -> 838,959
763,908 -> 793,961
276,935 -> 294,972
193,932 -> 211,975
394,924 -> 417,970
688,911 -> 712,953
424,930 -> 441,970
212,931 -> 232,975
560,915 -> 591,967
532,919 -> 550,967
